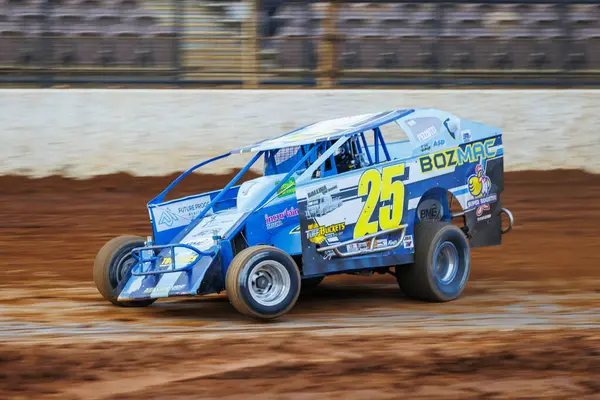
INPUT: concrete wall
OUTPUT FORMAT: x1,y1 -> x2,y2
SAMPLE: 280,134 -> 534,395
1,89 -> 598,177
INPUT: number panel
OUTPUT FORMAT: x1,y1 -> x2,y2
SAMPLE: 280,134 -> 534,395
353,164 -> 406,239
354,169 -> 381,238
379,164 -> 405,231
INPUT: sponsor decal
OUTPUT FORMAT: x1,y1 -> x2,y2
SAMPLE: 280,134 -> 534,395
307,184 -> 338,199
158,209 -> 179,228
467,163 -> 497,213
420,143 -> 431,152
477,213 -> 492,222
374,239 -> 388,249
277,177 -> 296,198
467,194 -> 498,209
476,204 -> 491,217
307,222 -> 346,245
153,195 -> 212,232
403,235 -> 414,249
468,163 -> 491,198
265,206 -> 299,230
160,254 -> 198,266
144,284 -> 186,294
305,184 -> 343,218
461,129 -> 472,142
347,241 -> 369,253
418,138 -> 497,173
178,202 -> 208,215
416,125 -> 437,142
417,199 -> 443,221
432,139 -> 445,148
289,225 -> 301,234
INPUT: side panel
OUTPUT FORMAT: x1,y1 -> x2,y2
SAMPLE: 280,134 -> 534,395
463,155 -> 504,247
244,199 -> 302,256
297,161 -> 414,277
415,134 -> 505,247
148,187 -> 240,244
298,135 -> 505,276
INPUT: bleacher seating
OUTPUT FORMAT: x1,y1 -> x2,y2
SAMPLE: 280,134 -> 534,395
0,0 -> 176,67
267,2 -> 600,71
1,0 -> 600,75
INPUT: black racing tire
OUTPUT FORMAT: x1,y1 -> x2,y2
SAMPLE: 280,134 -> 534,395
396,222 -> 470,302
301,276 -> 325,292
226,245 -> 301,320
93,235 -> 156,307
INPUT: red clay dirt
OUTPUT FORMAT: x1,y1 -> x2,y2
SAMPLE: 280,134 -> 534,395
0,169 -> 599,399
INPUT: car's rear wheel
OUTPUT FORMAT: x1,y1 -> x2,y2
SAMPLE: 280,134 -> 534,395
396,222 -> 470,302
94,235 -> 156,307
226,245 -> 301,320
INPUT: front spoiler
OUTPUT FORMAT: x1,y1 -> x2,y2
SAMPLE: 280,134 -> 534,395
116,244 -> 223,301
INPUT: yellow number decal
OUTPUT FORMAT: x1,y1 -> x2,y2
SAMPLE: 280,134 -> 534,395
354,164 -> 406,239
354,169 -> 381,238
379,164 -> 405,230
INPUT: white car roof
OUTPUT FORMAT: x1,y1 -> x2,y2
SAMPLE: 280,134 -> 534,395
233,109 -> 414,153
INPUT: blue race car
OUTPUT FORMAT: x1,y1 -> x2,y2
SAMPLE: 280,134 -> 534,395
94,109 -> 513,320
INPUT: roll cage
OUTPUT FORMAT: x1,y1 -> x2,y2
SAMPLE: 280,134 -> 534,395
148,127 -> 394,219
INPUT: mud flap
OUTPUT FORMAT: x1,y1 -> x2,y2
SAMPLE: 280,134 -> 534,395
465,199 -> 502,247
465,156 -> 504,248
116,253 -> 223,301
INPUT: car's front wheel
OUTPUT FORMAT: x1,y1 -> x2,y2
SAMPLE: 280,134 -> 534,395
226,245 -> 301,320
396,222 -> 470,302
93,235 -> 156,307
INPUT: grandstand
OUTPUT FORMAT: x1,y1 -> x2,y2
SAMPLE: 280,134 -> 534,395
0,0 -> 599,86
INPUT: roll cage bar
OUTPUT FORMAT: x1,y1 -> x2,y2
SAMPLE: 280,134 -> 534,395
148,127 -> 392,222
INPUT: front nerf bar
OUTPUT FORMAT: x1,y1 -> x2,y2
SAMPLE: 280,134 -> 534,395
127,243 -> 218,276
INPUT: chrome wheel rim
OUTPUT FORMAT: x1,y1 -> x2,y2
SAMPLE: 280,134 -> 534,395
434,241 -> 459,284
248,260 -> 291,306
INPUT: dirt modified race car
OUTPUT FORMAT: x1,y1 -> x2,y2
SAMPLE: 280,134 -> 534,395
94,108 -> 514,320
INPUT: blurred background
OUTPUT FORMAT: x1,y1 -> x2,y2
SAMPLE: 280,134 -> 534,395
1,0 -> 600,87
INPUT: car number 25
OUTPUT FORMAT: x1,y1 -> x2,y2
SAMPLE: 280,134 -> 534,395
354,164 -> 406,239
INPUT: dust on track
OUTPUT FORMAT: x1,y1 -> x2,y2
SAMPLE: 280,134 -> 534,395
1,169 -> 599,399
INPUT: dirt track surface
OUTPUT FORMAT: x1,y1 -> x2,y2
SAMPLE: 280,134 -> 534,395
1,169 -> 599,399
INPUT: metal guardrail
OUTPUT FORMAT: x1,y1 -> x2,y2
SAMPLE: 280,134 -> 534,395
1,0 -> 600,87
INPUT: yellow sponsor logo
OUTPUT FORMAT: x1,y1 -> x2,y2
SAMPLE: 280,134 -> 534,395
418,138 -> 497,173
307,222 -> 346,245
160,254 -> 198,266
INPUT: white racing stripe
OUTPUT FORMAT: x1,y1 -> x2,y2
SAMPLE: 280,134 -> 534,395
150,271 -> 184,299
